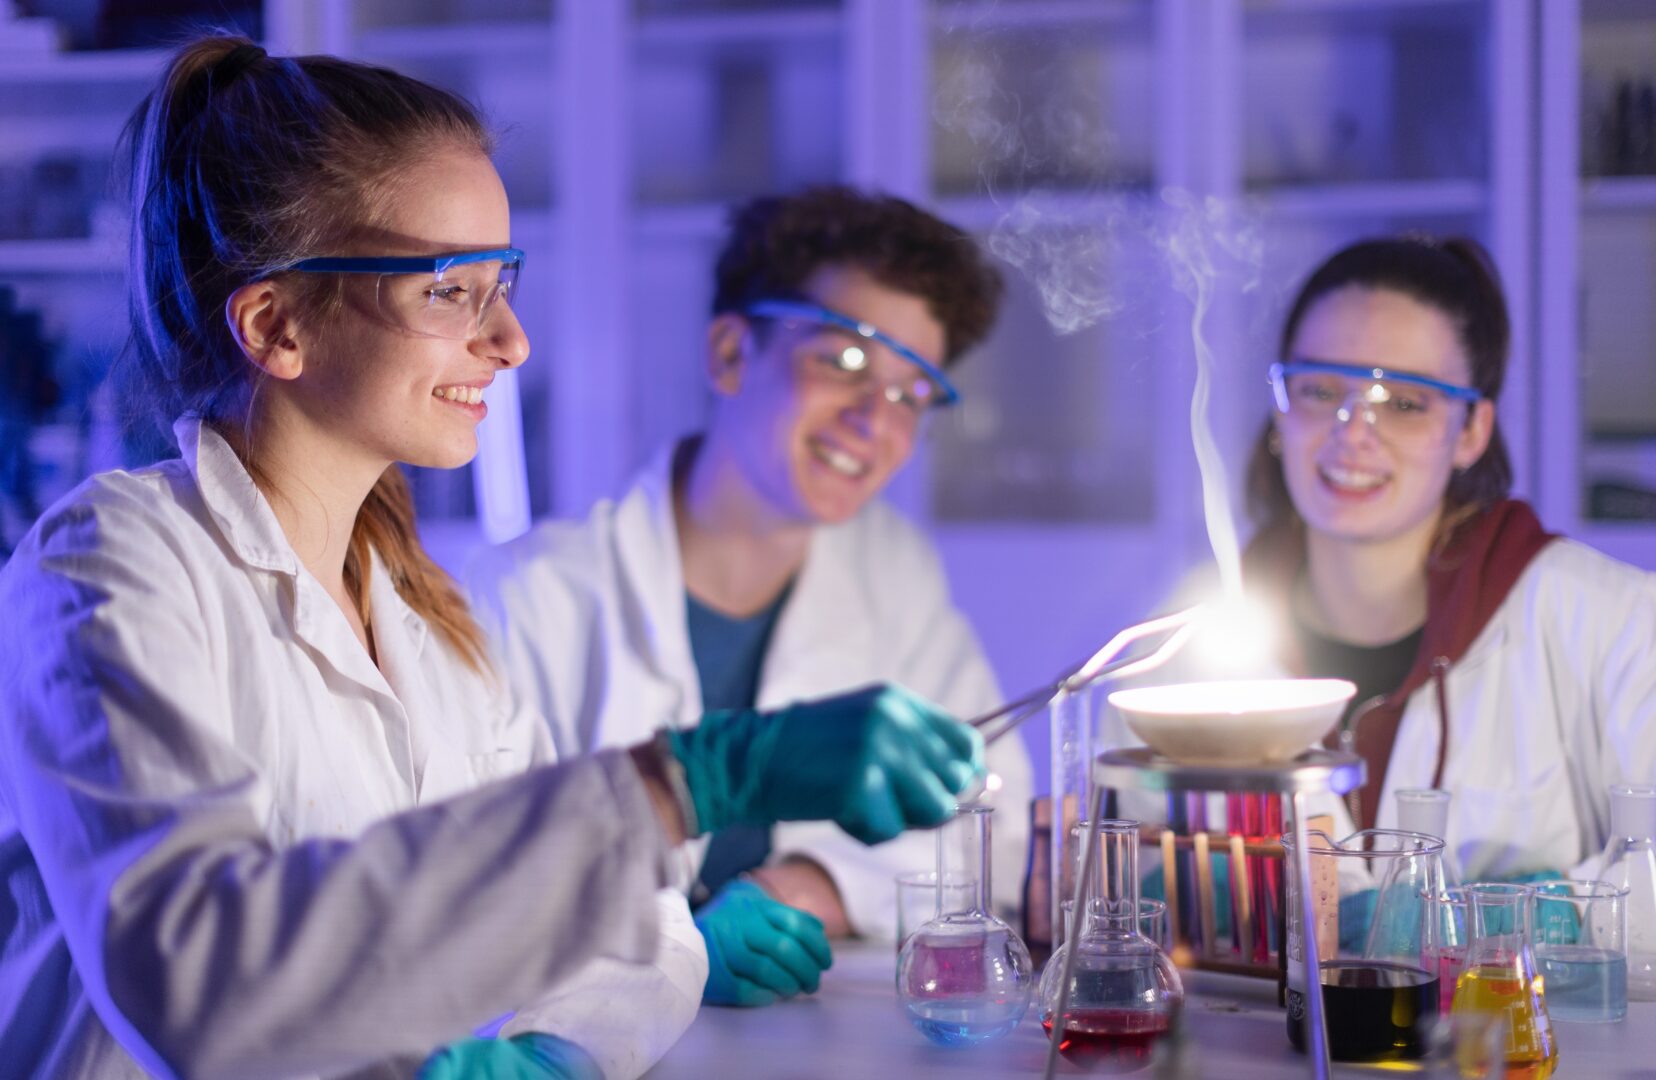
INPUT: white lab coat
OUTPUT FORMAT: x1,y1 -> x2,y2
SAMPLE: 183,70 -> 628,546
469,442 -> 1034,938
1105,539 -> 1656,883
0,418 -> 703,1080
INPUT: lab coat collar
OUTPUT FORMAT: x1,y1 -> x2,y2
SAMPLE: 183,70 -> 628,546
755,516 -> 872,711
175,415 -> 299,577
613,441 -> 701,715
616,438 -> 876,715
177,415 -> 425,791
369,546 -> 431,659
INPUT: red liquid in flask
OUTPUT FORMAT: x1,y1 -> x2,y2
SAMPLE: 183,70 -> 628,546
1043,1009 -> 1172,1068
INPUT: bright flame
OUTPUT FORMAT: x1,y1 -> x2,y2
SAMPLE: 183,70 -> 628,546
1191,594 -> 1277,676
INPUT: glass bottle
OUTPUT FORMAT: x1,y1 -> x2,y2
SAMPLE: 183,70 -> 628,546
897,804 -> 1033,1047
1597,783 -> 1656,1000
1394,788 -> 1464,890
1451,883 -> 1558,1079
1037,819 -> 1184,1069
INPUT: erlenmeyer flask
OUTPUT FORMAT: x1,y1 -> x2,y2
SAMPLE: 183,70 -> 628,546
1451,883 -> 1557,1079
1037,819 -> 1184,1071
897,804 -> 1033,1046
1598,784 -> 1656,1000
1395,788 -> 1464,890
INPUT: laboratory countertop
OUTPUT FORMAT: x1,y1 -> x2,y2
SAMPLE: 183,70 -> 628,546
647,942 -> 1656,1078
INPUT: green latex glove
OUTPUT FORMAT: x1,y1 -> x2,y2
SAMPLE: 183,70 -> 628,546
669,683 -> 984,845
696,879 -> 834,1007
417,1034 -> 602,1080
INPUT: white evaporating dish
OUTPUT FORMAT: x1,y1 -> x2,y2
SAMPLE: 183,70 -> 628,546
1107,679 -> 1357,766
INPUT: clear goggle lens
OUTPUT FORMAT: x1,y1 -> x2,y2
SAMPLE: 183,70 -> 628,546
796,334 -> 942,417
743,298 -> 960,416
1270,361 -> 1479,444
284,248 -> 524,342
374,256 -> 520,341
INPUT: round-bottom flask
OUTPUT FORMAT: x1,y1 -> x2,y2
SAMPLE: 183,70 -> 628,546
1039,820 -> 1185,1072
897,804 -> 1033,1047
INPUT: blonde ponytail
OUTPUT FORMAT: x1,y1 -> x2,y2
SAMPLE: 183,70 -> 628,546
346,467 -> 492,676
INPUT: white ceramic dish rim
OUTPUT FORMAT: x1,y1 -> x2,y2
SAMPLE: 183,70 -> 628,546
1108,678 -> 1357,717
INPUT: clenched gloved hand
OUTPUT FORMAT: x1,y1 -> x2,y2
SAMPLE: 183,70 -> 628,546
417,1033 -> 602,1080
696,879 -> 833,1007
669,683 -> 983,845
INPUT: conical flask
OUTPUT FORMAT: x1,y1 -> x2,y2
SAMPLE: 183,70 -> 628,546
1451,883 -> 1557,1079
1037,819 -> 1184,1071
1598,784 -> 1656,1000
897,804 -> 1033,1046
1394,788 -> 1463,890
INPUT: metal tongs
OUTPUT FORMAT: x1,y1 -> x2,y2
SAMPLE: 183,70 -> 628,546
968,605 -> 1203,747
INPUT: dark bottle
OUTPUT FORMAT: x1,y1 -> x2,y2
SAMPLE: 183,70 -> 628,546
1022,796 -> 1053,968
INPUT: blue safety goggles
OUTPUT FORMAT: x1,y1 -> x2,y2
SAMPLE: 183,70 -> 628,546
1268,359 -> 1482,415
283,248 -> 523,341
286,247 -> 525,277
745,298 -> 961,408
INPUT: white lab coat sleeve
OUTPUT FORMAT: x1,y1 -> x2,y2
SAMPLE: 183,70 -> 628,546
767,524 -> 1034,938
1568,547 -> 1656,879
501,888 -> 705,1080
496,671 -> 708,1079
0,496 -> 672,1080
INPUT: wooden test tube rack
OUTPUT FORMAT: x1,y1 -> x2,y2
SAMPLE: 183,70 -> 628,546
1140,824 -> 1292,993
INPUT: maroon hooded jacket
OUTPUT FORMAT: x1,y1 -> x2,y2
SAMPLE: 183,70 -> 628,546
1240,500 -> 1557,829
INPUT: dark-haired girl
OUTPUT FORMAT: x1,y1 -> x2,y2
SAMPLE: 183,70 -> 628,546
1236,235 -> 1655,877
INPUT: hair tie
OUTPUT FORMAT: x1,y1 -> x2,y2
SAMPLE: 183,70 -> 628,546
213,43 -> 267,88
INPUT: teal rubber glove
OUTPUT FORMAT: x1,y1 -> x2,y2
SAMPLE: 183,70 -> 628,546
1338,870 -> 1568,955
669,683 -> 984,845
696,879 -> 834,1007
417,1034 -> 602,1080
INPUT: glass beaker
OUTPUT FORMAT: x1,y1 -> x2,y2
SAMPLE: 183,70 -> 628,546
1598,784 -> 1656,1000
1452,883 -> 1557,1079
1396,788 -> 1465,890
1037,819 -> 1184,1070
1531,879 -> 1628,1023
1282,828 -> 1445,1062
897,804 -> 1033,1047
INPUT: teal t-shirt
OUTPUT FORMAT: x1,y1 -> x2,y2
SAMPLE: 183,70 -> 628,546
688,584 -> 791,903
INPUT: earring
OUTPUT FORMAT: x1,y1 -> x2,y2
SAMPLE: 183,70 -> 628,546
1267,430 -> 1283,458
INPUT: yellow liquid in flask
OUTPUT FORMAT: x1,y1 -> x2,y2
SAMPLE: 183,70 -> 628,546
1453,965 -> 1557,1079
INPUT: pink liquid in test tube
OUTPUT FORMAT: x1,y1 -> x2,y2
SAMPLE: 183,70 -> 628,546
1431,947 -> 1467,1014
